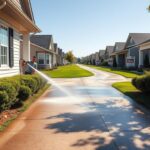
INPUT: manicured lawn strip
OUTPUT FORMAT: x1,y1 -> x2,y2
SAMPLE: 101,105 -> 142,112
86,65 -> 140,78
0,84 -> 50,132
43,65 -> 94,78
112,82 -> 150,109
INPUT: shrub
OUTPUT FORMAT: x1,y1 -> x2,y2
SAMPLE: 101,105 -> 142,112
2,77 -> 20,93
100,61 -> 108,66
0,82 -> 17,108
132,74 -> 150,93
18,85 -> 31,101
0,91 -> 9,112
0,74 -> 47,112
19,76 -> 37,94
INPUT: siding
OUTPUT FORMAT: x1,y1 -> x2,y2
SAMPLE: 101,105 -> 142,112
0,30 -> 20,78
130,47 -> 139,68
30,44 -> 53,69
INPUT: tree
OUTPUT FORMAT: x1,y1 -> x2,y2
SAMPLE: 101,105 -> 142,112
65,51 -> 75,63
144,54 -> 150,68
147,4 -> 150,12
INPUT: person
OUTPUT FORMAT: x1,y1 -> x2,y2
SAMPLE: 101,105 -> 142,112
25,56 -> 37,74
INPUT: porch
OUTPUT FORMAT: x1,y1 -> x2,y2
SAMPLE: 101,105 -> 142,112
139,41 -> 150,68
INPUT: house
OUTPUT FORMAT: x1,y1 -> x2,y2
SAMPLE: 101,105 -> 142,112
90,53 -> 96,65
54,43 -> 58,66
111,42 -> 126,68
62,52 -> 68,65
29,35 -> 55,69
124,33 -> 150,68
105,46 -> 114,66
135,39 -> 150,68
57,48 -> 63,66
95,52 -> 100,65
0,0 -> 40,77
99,50 -> 105,63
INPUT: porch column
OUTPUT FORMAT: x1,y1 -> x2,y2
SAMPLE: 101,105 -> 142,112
139,50 -> 143,68
22,34 -> 30,61
116,55 -> 119,66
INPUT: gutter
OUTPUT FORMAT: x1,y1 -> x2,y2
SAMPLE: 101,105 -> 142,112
0,1 -> 6,10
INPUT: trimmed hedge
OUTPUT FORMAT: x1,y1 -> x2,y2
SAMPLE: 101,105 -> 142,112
0,74 -> 46,112
132,72 -> 150,93
18,85 -> 31,102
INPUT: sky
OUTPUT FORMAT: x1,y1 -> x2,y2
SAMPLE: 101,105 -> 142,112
31,0 -> 150,58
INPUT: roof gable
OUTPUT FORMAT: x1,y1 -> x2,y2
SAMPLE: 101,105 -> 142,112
13,0 -> 35,22
30,35 -> 53,50
113,42 -> 126,52
99,50 -> 105,56
125,33 -> 150,49
106,46 -> 114,55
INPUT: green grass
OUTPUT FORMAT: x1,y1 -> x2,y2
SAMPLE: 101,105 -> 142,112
86,65 -> 140,78
112,82 -> 150,109
43,64 -> 94,78
0,84 -> 50,132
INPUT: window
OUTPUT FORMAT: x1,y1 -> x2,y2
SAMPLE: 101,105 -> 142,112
45,53 -> 50,64
0,25 -> 9,67
37,53 -> 51,65
37,53 -> 45,65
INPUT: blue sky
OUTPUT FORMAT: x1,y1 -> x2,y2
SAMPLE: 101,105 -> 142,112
31,0 -> 150,57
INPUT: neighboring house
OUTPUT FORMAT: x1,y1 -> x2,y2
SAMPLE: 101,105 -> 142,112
99,50 -> 105,63
105,46 -> 114,66
134,39 -> 150,68
62,52 -> 68,65
111,42 -> 126,68
95,52 -> 100,65
125,33 -> 150,68
91,53 -> 96,65
29,35 -> 55,69
0,0 -> 40,77
54,43 -> 58,66
57,48 -> 63,66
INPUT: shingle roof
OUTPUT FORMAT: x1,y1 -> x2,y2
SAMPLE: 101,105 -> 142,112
129,33 -> 150,45
106,46 -> 114,54
99,50 -> 105,56
114,42 -> 126,51
54,43 -> 58,52
30,35 -> 52,49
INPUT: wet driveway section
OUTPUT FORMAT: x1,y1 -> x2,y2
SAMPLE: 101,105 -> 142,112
0,65 -> 150,150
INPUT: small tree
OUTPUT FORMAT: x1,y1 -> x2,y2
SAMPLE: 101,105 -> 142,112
144,54 -> 150,68
65,51 -> 75,63
113,57 -> 117,67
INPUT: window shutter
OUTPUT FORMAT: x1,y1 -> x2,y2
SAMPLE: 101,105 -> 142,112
9,28 -> 14,68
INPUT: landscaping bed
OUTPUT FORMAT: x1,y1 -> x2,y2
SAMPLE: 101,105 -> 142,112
43,64 -> 94,78
86,65 -> 140,78
0,74 -> 49,131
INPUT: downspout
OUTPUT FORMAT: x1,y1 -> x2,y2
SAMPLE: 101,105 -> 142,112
0,1 -> 6,10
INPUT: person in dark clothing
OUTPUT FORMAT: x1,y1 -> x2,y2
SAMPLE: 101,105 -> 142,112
25,56 -> 37,74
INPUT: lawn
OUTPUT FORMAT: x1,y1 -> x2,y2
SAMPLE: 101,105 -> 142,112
86,65 -> 140,78
43,64 -> 94,78
112,81 -> 150,109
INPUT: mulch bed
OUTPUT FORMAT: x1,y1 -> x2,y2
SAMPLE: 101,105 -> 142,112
0,109 -> 19,126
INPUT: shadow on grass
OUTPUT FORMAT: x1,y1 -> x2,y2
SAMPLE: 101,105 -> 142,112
124,91 -> 150,109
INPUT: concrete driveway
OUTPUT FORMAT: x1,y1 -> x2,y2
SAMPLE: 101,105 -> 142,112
0,65 -> 150,150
